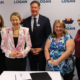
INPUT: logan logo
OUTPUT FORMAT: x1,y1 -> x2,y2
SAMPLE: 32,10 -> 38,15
63,18 -> 74,24
63,18 -> 75,30
61,0 -> 75,3
37,0 -> 51,3
14,0 -> 27,4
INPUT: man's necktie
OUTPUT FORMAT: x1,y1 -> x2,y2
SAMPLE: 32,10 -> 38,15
33,18 -> 37,44
33,17 -> 37,33
33,17 -> 37,29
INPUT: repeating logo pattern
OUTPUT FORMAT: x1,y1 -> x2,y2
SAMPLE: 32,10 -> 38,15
61,0 -> 75,3
63,18 -> 74,24
14,0 -> 27,4
36,0 -> 51,3
63,18 -> 75,30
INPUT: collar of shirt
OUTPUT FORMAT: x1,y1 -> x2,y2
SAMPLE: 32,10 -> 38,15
31,14 -> 39,32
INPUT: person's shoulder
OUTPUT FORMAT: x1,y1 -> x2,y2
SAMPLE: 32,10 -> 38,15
23,16 -> 31,22
77,29 -> 80,31
65,34 -> 72,37
65,34 -> 73,40
1,27 -> 11,34
2,27 -> 10,30
48,34 -> 52,40
77,29 -> 80,33
39,14 -> 49,20
21,26 -> 29,31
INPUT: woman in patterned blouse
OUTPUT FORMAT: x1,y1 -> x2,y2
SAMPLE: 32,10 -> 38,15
45,20 -> 75,80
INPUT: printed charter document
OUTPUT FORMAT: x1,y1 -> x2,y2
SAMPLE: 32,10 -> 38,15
15,73 -> 32,80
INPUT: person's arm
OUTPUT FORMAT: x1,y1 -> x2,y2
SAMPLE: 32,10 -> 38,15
1,28 -> 11,57
52,39 -> 75,66
44,39 -> 51,60
44,38 -> 53,64
21,28 -> 32,57
58,39 -> 75,62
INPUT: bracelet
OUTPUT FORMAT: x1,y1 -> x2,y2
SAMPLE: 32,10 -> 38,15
47,59 -> 51,62
57,59 -> 60,63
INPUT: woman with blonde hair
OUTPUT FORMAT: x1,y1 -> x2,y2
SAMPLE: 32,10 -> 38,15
0,14 -> 6,74
45,20 -> 75,80
1,12 -> 32,71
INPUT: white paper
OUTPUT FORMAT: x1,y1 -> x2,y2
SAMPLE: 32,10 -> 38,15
48,71 -> 63,80
0,74 -> 15,80
16,73 -> 32,80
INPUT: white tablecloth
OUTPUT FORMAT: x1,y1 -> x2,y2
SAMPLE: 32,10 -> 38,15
0,71 -> 63,80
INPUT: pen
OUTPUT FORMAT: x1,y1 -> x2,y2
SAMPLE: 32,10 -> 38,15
15,74 -> 17,80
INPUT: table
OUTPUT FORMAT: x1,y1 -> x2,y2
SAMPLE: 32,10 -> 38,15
0,71 -> 63,80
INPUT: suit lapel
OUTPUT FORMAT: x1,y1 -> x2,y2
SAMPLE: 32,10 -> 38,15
38,14 -> 41,26
29,16 -> 32,35
9,26 -> 24,50
9,27 -> 15,49
16,26 -> 23,48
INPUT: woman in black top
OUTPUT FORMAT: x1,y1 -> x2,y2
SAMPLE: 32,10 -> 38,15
1,12 -> 32,71
0,14 -> 6,74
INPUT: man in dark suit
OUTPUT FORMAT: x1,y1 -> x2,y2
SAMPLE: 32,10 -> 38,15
23,1 -> 51,71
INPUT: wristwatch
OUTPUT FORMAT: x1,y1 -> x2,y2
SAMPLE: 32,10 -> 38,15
47,59 -> 51,62
57,59 -> 60,63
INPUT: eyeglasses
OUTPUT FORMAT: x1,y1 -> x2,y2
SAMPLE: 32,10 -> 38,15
77,20 -> 80,22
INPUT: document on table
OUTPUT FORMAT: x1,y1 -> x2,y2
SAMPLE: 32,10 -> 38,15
15,73 -> 32,80
0,74 -> 15,80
